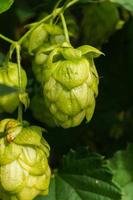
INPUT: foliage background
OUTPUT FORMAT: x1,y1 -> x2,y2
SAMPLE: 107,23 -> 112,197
0,0 -> 133,199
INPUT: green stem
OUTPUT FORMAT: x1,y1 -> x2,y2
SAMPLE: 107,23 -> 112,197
0,34 -> 15,44
16,43 -> 23,122
5,44 -> 16,66
0,35 -> 16,65
60,13 -> 70,43
17,103 -> 23,123
54,0 -> 63,10
65,0 -> 79,9
16,44 -> 22,91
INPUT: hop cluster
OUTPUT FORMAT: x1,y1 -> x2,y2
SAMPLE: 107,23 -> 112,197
0,119 -> 51,200
26,17 -> 101,128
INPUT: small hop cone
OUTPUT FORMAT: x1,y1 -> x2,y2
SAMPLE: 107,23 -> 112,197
0,119 -> 51,200
23,23 -> 64,55
0,62 -> 27,113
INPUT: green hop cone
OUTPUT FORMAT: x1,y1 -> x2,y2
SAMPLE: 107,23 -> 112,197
23,16 -> 78,57
38,11 -> 78,43
0,118 -> 51,200
41,43 -> 102,128
0,62 -> 27,113
23,23 -> 64,55
23,24 -> 48,54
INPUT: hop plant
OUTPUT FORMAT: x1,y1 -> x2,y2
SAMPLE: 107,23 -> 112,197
0,62 -> 27,113
0,119 -> 51,200
40,43 -> 102,128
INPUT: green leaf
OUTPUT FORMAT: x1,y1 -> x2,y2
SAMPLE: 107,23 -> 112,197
36,150 -> 122,200
0,0 -> 14,14
0,84 -> 18,96
77,45 -> 103,57
109,144 -> 133,200
110,0 -> 133,13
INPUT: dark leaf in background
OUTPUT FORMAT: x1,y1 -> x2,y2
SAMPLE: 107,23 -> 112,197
109,143 -> 133,200
0,52 -> 5,65
81,1 -> 121,47
36,150 -> 122,200
110,0 -> 133,13
0,0 -> 14,14
80,0 -> 133,13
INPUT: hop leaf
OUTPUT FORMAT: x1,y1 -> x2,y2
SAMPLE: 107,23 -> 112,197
109,143 -> 133,200
36,149 -> 122,200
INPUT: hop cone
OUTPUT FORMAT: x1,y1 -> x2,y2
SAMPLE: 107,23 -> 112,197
23,23 -> 64,55
0,119 -> 51,200
40,43 -> 102,128
0,62 -> 27,113
23,13 -> 78,56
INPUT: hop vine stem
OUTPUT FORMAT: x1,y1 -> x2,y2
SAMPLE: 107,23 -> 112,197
16,44 -> 22,90
16,44 -> 23,122
60,13 -> 70,43
54,0 -> 63,10
65,0 -> 79,9
0,34 -> 15,44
